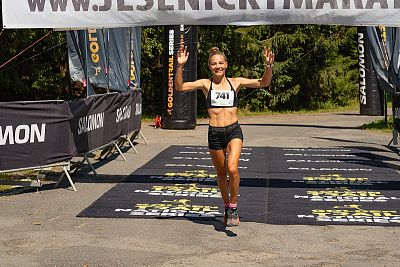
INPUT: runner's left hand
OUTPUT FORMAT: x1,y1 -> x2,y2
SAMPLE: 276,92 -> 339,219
264,47 -> 275,66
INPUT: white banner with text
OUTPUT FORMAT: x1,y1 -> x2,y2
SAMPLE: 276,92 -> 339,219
2,0 -> 400,28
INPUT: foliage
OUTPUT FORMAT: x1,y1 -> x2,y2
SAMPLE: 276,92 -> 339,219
194,25 -> 359,114
0,24 -> 360,117
0,29 -> 72,101
141,27 -> 164,116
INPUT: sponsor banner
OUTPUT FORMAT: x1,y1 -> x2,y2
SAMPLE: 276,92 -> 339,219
130,27 -> 141,90
162,25 -> 197,130
67,30 -> 96,96
392,92 -> 400,130
0,101 -> 75,171
358,27 -> 384,115
68,27 -> 141,93
68,90 -> 142,153
66,31 -> 86,84
132,145 -> 268,172
86,28 -> 109,89
78,175 -> 268,222
365,26 -> 396,94
266,146 -> 386,161
384,27 -> 400,86
108,28 -> 131,92
78,145 -> 400,226
3,1 -> 400,29
268,172 -> 400,226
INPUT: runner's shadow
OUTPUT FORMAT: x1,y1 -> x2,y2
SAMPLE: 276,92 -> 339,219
186,218 -> 238,237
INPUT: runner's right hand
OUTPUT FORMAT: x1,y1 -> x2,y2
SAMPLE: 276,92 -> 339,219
177,45 -> 189,66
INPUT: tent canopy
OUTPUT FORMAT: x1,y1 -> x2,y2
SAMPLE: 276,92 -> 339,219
2,0 -> 400,29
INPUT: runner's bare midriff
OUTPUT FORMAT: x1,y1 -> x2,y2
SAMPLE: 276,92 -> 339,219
208,107 -> 238,127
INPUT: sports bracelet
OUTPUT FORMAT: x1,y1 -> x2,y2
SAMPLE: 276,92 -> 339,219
266,64 -> 274,68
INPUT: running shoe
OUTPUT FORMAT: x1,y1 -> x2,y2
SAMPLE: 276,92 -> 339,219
226,207 -> 240,227
224,206 -> 230,226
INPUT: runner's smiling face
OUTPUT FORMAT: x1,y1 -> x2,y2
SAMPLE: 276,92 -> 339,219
209,55 -> 227,78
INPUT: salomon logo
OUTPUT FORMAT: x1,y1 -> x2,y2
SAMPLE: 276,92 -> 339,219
135,103 -> 142,115
358,32 -> 367,105
77,112 -> 104,135
0,124 -> 46,145
116,105 -> 131,123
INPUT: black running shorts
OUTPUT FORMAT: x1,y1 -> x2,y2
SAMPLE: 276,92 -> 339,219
208,121 -> 243,150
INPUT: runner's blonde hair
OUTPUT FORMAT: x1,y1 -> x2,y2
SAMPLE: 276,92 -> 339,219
208,47 -> 227,65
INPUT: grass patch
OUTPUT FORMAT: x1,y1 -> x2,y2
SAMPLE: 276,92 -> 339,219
0,185 -> 15,191
0,170 -> 52,193
143,101 -> 362,121
0,185 -> 25,195
361,116 -> 394,132
0,171 -> 37,181
238,100 -> 360,117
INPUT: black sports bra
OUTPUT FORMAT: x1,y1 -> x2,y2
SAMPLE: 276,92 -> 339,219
206,78 -> 239,109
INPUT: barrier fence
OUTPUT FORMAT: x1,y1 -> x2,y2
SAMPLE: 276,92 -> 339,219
0,90 -> 142,190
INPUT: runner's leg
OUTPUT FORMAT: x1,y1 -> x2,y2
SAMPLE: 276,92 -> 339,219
209,149 -> 229,205
226,138 -> 243,204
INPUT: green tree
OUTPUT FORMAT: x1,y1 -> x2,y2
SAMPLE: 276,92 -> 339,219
0,28 -> 71,101
141,27 -> 164,116
0,24 -> 359,116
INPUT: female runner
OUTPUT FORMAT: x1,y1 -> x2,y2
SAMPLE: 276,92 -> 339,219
175,46 -> 274,226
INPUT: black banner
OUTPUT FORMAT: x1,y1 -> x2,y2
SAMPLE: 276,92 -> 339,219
129,27 -> 141,90
386,27 -> 400,87
162,25 -> 197,130
0,91 -> 142,171
86,29 -> 109,89
108,28 -> 131,92
358,27 -> 384,116
69,90 -> 142,154
0,101 -> 75,171
393,93 -> 400,130
67,27 -> 142,94
67,30 -> 96,96
66,31 -> 86,84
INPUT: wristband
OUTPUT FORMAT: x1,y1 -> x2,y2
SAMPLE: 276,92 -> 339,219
266,64 -> 274,68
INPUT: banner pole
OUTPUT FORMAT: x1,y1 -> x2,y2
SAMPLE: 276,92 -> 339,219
106,29 -> 110,93
84,30 -> 93,97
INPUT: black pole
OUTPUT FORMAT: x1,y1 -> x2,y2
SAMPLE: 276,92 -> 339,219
385,90 -> 388,124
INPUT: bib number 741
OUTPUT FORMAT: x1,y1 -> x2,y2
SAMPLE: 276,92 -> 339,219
215,92 -> 230,99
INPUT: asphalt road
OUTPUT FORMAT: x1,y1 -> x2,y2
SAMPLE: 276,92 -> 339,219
1,111 -> 400,267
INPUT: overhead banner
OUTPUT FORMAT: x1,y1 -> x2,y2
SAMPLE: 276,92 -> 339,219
68,90 -> 142,154
0,101 -> 75,171
3,1 -> 400,28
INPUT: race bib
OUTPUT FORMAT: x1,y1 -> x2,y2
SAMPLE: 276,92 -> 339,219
210,90 -> 234,107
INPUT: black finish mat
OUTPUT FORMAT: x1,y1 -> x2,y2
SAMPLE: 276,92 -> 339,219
267,172 -> 400,226
78,146 -> 400,226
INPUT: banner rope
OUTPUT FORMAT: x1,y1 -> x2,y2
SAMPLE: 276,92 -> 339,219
0,30 -> 53,70
0,41 -> 66,71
